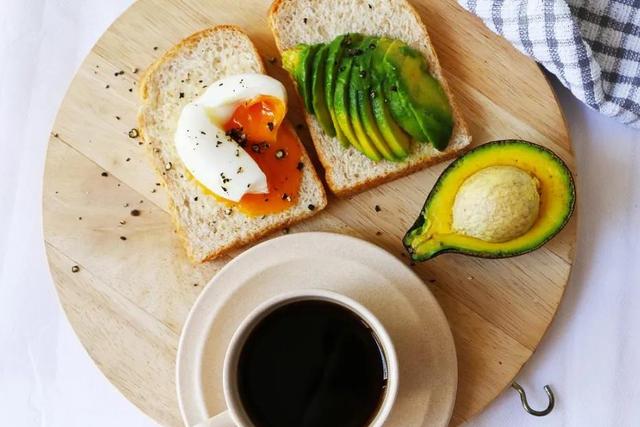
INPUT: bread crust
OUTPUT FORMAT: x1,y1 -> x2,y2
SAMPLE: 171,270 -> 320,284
269,0 -> 472,197
137,25 -> 327,262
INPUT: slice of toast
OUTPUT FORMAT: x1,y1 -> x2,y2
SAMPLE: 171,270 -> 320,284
138,25 -> 327,262
269,0 -> 472,197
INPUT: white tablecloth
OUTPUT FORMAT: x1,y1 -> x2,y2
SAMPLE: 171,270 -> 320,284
1,1 -> 639,426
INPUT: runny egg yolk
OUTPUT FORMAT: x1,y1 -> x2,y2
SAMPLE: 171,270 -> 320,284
214,95 -> 302,216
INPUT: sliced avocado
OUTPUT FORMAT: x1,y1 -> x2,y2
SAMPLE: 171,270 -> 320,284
370,80 -> 411,159
333,41 -> 365,154
383,40 -> 453,150
281,44 -> 321,114
371,38 -> 429,142
365,38 -> 410,159
346,37 -> 393,161
352,37 -> 398,161
311,44 -> 335,136
403,141 -> 576,262
324,34 -> 354,147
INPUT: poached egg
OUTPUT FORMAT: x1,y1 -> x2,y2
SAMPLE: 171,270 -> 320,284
175,73 -> 298,211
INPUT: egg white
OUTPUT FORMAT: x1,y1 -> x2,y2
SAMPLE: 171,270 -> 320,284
174,73 -> 287,202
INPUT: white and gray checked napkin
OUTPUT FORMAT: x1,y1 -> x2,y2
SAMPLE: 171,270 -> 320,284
459,0 -> 640,128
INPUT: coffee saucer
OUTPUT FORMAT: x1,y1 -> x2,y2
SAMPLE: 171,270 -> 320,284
177,232 -> 457,427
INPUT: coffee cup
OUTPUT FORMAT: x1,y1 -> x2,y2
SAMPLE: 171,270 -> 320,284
194,289 -> 399,427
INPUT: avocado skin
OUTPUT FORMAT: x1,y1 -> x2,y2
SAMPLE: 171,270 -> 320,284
311,44 -> 336,136
324,35 -> 351,146
383,40 -> 453,150
333,36 -> 367,154
282,44 -> 320,114
350,37 -> 391,161
403,140 -> 576,262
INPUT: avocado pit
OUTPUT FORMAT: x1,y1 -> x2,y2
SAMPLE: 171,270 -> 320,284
452,165 -> 540,243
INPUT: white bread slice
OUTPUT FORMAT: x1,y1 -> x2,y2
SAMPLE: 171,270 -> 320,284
138,25 -> 327,262
269,0 -> 472,197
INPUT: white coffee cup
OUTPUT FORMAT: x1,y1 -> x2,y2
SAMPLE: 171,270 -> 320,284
194,289 -> 399,427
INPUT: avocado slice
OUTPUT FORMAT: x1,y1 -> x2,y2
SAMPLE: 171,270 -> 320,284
349,37 -> 394,161
333,41 -> 366,155
281,44 -> 321,114
371,38 -> 429,143
324,34 -> 354,147
311,44 -> 335,136
383,40 -> 453,150
403,141 -> 576,262
370,81 -> 411,159
365,39 -> 410,159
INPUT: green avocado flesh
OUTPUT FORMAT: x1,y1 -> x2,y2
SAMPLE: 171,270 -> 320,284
311,44 -> 335,136
324,35 -> 350,147
282,34 -> 453,160
350,37 -> 387,161
403,140 -> 576,262
282,44 -> 319,114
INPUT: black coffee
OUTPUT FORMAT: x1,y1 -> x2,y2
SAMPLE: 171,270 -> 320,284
237,299 -> 388,427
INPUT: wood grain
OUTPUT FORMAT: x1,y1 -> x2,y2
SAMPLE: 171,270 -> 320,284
42,0 -> 577,425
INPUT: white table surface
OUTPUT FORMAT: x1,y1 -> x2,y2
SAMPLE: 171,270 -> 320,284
1,0 -> 639,426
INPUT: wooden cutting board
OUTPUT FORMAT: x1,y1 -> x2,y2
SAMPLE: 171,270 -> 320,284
42,0 -> 577,425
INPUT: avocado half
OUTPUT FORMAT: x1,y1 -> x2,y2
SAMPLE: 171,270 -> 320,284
403,140 -> 576,261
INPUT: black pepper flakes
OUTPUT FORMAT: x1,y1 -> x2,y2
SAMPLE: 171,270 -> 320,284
297,162 -> 304,170
120,236 -> 127,241
368,3 -> 373,9
114,70 -> 125,77
128,128 -> 139,138
165,162 -> 173,171
194,196 -> 199,201
376,231 -> 382,236
132,67 -> 139,74
267,121 -> 274,131
308,204 -> 315,211
200,130 -> 207,135
130,209 -> 141,217
120,219 -> 126,225
128,88 -> 133,93
193,283 -> 199,287
101,172 -> 109,177
303,17 -> 308,24
125,157 -> 131,162
179,92 -> 184,98
282,193 -> 291,202
53,133 -> 59,138
115,116 -> 121,121
221,186 -> 228,193
71,265 -> 80,273
105,84 -> 110,89
153,46 -> 158,50
374,204 -> 381,212
237,166 -> 243,174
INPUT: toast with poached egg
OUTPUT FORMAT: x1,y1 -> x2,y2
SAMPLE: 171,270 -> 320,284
138,26 -> 327,262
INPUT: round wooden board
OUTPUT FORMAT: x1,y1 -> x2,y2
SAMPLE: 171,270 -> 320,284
43,0 -> 577,426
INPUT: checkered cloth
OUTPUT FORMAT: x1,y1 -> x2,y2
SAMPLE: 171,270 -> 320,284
459,0 -> 640,128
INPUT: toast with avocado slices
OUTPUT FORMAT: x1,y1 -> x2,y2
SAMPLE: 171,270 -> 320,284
269,0 -> 472,197
138,25 -> 327,262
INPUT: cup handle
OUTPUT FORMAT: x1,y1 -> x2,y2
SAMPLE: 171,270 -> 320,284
192,410 -> 235,427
